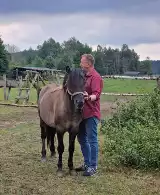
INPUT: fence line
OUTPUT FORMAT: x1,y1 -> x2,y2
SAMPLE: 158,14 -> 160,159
102,92 -> 147,96
101,75 -> 158,80
0,92 -> 146,108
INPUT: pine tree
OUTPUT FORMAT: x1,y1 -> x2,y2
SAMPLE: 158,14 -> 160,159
0,37 -> 9,74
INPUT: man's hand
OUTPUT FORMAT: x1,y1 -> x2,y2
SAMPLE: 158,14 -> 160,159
89,95 -> 96,101
84,91 -> 96,101
84,91 -> 89,100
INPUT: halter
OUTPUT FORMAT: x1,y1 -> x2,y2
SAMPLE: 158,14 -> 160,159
66,88 -> 85,100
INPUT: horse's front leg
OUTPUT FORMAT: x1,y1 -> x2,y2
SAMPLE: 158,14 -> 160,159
68,130 -> 77,176
57,132 -> 64,177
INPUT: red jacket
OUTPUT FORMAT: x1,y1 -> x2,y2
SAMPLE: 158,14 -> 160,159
82,68 -> 103,120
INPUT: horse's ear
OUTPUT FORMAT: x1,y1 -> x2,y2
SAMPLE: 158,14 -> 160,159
66,66 -> 71,74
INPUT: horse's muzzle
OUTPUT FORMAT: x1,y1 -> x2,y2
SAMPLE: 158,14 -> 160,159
78,101 -> 84,109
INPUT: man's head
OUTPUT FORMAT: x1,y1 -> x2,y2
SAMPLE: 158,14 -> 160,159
80,54 -> 95,71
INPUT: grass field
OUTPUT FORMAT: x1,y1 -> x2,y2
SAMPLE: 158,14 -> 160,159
1,106 -> 160,195
0,78 -> 156,103
0,88 -> 37,103
103,79 -> 156,94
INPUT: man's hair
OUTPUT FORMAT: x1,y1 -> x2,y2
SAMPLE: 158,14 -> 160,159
82,54 -> 95,66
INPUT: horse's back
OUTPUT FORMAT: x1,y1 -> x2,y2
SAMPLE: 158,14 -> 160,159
39,83 -> 58,101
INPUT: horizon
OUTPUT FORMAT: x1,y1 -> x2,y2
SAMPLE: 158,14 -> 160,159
4,38 -> 160,61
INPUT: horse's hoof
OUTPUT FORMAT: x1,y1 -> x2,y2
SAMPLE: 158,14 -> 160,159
69,170 -> 77,176
41,157 -> 46,163
57,170 -> 63,177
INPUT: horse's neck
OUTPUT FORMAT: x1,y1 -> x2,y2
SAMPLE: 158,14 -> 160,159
64,92 -> 74,111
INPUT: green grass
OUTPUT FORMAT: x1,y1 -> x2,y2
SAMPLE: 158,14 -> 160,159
0,88 -> 37,103
103,78 -> 156,94
0,78 -> 157,103
1,106 -> 160,195
100,94 -> 135,102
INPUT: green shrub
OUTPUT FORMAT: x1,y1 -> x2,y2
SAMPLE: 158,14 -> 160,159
102,89 -> 160,170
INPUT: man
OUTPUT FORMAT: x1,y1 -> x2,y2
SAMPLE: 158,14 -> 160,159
75,54 -> 103,176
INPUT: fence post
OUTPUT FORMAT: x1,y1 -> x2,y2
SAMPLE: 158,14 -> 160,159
3,74 -> 7,100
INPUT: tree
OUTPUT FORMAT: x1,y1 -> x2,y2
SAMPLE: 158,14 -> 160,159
4,44 -> 20,53
139,57 -> 152,75
38,38 -> 62,59
62,37 -> 92,68
3,36 -> 154,75
94,45 -> 106,75
0,37 -> 9,74
57,54 -> 72,70
45,56 -> 56,69
31,56 -> 44,67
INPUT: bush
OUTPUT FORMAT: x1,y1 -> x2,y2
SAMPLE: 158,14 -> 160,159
102,89 -> 160,170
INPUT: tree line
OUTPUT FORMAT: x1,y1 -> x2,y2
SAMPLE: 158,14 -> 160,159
0,36 -> 158,76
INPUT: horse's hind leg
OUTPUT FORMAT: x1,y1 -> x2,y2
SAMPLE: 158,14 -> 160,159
41,125 -> 47,162
56,132 -> 64,177
47,126 -> 56,158
68,131 -> 77,176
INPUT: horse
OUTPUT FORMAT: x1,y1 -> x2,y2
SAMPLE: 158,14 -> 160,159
38,66 -> 86,177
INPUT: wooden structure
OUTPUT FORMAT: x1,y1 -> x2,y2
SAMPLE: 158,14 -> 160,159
1,66 -> 63,104
15,67 -> 62,104
0,74 -> 18,101
12,66 -> 62,83
15,70 -> 43,104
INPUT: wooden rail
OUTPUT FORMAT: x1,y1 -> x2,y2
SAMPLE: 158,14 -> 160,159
0,92 -> 147,108
0,102 -> 38,108
101,92 -> 147,96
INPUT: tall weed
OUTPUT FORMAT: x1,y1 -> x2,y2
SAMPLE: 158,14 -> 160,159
102,89 -> 160,169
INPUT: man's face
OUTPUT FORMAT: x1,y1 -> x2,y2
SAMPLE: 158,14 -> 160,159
80,56 -> 90,70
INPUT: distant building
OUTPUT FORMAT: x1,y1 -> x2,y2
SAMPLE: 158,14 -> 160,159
123,71 -> 141,76
152,61 -> 160,75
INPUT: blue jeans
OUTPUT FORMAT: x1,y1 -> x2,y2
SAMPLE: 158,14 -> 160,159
77,117 -> 99,169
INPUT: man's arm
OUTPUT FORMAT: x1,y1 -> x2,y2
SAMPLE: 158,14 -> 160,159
89,76 -> 103,101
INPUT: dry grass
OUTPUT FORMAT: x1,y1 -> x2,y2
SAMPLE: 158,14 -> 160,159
0,105 -> 160,195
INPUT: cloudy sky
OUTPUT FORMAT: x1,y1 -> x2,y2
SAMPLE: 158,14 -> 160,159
0,0 -> 160,60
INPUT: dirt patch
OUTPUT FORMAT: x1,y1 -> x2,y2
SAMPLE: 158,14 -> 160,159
0,100 -> 120,128
0,106 -> 39,129
100,97 -> 133,118
100,102 -> 117,118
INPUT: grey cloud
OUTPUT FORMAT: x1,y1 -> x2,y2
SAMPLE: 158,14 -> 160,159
0,0 -> 160,51
2,13 -> 159,48
98,16 -> 160,45
0,0 -> 159,17
1,0 -> 160,60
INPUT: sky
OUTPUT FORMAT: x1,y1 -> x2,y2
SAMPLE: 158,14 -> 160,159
0,0 -> 160,60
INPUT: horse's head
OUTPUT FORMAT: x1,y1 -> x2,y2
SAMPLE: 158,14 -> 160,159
64,66 -> 86,111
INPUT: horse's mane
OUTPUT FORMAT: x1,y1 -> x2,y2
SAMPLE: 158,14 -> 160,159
62,66 -> 86,91
62,73 -> 68,88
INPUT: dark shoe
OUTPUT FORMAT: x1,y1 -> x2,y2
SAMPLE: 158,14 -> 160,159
75,164 -> 88,172
83,167 -> 97,176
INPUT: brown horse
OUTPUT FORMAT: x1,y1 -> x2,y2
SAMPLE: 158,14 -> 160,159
38,66 -> 86,176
